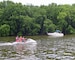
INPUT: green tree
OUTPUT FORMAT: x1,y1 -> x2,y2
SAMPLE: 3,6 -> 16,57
0,24 -> 10,36
66,25 -> 75,34
44,19 -> 56,33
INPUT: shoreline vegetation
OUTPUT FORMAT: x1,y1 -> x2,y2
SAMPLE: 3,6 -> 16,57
0,1 -> 75,37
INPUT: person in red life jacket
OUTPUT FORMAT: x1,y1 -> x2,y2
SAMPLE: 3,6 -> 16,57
19,36 -> 23,42
16,36 -> 27,42
22,36 -> 27,42
16,36 -> 19,42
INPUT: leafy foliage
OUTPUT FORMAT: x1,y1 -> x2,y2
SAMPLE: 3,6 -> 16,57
0,1 -> 75,36
0,24 -> 10,36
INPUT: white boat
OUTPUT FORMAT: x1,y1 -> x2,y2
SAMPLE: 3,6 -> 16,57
12,38 -> 37,45
25,38 -> 37,45
47,30 -> 64,37
47,31 -> 64,37
0,38 -> 37,46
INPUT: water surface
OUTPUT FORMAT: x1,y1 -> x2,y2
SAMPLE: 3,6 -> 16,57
0,35 -> 75,60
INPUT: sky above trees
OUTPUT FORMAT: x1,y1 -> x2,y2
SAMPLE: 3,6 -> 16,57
0,0 -> 75,6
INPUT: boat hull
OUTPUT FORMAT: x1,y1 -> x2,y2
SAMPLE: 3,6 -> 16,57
47,32 -> 64,37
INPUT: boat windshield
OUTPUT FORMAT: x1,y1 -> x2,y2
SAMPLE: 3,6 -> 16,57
55,30 -> 61,33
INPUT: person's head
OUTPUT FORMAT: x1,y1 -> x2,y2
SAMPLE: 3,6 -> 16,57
20,36 -> 22,37
22,36 -> 24,38
16,36 -> 18,37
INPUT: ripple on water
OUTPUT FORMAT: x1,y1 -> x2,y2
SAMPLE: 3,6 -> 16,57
0,35 -> 75,60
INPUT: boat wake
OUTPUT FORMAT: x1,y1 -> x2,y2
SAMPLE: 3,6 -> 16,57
0,38 -> 37,59
0,38 -> 37,46
0,42 -> 12,46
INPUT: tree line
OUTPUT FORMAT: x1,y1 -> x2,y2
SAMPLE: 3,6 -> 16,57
0,1 -> 75,36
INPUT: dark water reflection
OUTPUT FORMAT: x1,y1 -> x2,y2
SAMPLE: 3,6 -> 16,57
0,35 -> 75,60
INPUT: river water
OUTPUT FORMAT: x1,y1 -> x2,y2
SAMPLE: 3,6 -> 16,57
0,35 -> 75,60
